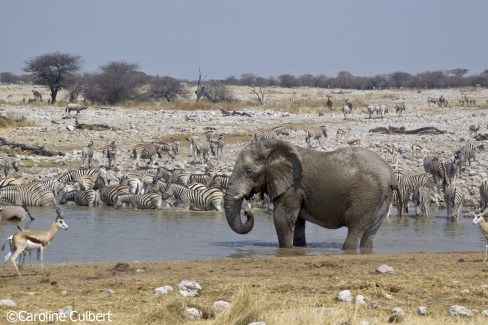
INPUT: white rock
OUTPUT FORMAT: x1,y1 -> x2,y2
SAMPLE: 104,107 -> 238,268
337,290 -> 353,302
391,307 -> 405,316
60,290 -> 68,296
376,264 -> 394,274
178,280 -> 202,297
212,300 -> 230,310
186,307 -> 203,319
417,306 -> 427,316
355,295 -> 367,306
101,288 -> 115,295
57,306 -> 73,316
154,285 -> 174,295
66,125 -> 75,131
248,322 -> 266,325
482,309 -> 488,317
449,305 -> 472,317
0,299 -> 16,307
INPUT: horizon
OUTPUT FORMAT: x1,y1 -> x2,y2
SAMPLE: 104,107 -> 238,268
1,1 -> 487,80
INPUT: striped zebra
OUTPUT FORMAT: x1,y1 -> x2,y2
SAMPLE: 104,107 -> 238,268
479,179 -> 488,212
102,141 -> 117,169
444,160 -> 458,184
444,184 -> 464,219
143,176 -> 167,195
114,193 -> 162,209
207,174 -> 229,192
396,172 -> 436,211
391,182 -> 411,217
159,140 -> 179,159
81,140 -> 94,168
412,186 -> 432,217
342,104 -> 351,119
74,174 -> 107,191
58,167 -> 106,185
132,143 -> 163,169
305,126 -> 327,148
454,143 -> 476,173
0,178 -> 22,188
205,164 -> 223,178
0,156 -> 20,177
0,186 -> 55,206
59,190 -> 99,206
252,126 -> 289,142
155,166 -> 188,185
189,173 -> 211,185
98,185 -> 130,206
209,134 -> 225,158
162,183 -> 223,211
34,178 -> 65,196
187,135 -> 210,163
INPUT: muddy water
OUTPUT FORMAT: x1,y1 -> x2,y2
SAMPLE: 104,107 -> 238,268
0,205 -> 484,264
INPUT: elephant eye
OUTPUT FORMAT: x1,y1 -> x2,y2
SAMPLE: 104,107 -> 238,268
246,169 -> 256,177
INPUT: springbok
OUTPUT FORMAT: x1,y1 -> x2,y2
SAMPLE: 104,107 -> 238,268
3,206 -> 68,276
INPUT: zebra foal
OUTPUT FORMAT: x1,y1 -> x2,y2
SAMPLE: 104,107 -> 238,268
444,184 -> 464,220
114,193 -> 163,209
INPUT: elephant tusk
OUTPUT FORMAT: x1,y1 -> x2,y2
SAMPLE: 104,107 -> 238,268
233,193 -> 245,200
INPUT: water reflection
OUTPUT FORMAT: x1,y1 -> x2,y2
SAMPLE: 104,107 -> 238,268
0,205 -> 482,263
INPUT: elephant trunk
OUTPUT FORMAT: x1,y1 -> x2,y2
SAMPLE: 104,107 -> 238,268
224,186 -> 254,234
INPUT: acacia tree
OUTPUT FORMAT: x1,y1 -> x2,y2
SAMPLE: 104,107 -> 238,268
24,52 -> 81,103
84,61 -> 145,104
148,76 -> 189,102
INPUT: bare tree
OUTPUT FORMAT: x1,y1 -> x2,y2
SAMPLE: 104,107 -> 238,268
24,52 -> 81,103
195,69 -> 206,102
203,81 -> 234,103
250,87 -> 267,105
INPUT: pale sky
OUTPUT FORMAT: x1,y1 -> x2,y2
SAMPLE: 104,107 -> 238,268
1,0 -> 487,80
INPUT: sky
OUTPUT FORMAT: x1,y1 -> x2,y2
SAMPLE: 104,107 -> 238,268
1,0 -> 487,80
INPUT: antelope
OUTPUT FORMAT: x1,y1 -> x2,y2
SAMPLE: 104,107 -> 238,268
326,95 -> 333,110
469,124 -> 480,137
473,213 -> 488,262
336,127 -> 350,140
3,206 -> 68,276
411,143 -> 423,155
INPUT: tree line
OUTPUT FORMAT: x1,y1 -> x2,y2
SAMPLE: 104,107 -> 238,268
0,52 -> 487,104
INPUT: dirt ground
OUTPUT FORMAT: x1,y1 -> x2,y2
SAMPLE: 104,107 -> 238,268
1,252 -> 488,324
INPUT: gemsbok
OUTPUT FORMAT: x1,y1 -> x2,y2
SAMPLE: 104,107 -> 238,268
2,206 -> 68,276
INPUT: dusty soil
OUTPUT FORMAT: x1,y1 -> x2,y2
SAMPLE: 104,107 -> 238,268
1,252 -> 488,324
1,85 -> 488,324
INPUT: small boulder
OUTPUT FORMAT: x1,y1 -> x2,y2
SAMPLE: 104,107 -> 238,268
416,306 -> 427,316
178,280 -> 202,297
449,305 -> 472,317
337,290 -> 353,302
376,264 -> 394,274
0,299 -> 16,307
391,307 -> 405,316
66,125 -> 75,131
186,307 -> 203,319
212,300 -> 231,310
57,306 -> 73,317
154,285 -> 174,295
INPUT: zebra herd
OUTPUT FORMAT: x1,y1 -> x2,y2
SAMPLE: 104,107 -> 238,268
391,143 -> 479,220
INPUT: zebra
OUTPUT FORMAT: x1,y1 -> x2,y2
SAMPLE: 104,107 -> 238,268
132,143 -> 163,169
444,184 -> 464,219
209,134 -> 225,158
114,193 -> 162,209
427,97 -> 439,106
391,182 -> 411,217
159,140 -> 179,159
479,179 -> 488,212
0,178 -> 22,188
187,135 -> 210,163
119,174 -> 143,194
412,186 -> 432,217
0,156 -> 20,177
155,166 -> 188,185
425,159 -> 449,192
252,126 -> 289,142
81,140 -> 94,168
396,172 -> 436,209
0,187 -> 55,206
58,167 -> 106,185
74,174 -> 107,191
59,190 -> 99,206
34,178 -> 65,196
207,174 -> 229,192
444,160 -> 458,184
98,185 -> 131,206
189,173 -> 211,185
454,143 -> 476,173
143,176 -> 167,195
162,183 -> 223,211
102,141 -> 117,169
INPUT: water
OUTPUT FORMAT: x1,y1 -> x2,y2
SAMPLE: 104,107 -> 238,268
0,205 -> 485,264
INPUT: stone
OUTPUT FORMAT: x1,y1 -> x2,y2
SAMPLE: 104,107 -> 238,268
248,322 -> 266,325
337,290 -> 353,302
416,306 -> 427,316
154,285 -> 174,295
212,300 -> 231,310
355,295 -> 367,306
0,299 -> 16,307
391,307 -> 405,316
449,305 -> 472,317
178,280 -> 201,297
376,264 -> 394,274
66,125 -> 75,131
57,306 -> 74,316
186,307 -> 203,319
482,309 -> 488,317
101,288 -> 115,295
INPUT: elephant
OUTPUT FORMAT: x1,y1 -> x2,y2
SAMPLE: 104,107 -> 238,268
224,139 -> 398,253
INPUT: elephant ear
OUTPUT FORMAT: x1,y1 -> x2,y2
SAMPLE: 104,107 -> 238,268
265,140 -> 303,200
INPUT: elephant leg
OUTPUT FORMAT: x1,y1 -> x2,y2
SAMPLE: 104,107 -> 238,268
293,216 -> 306,247
272,194 -> 301,248
360,194 -> 391,253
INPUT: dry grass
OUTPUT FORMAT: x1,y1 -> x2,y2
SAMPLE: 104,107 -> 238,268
1,252 -> 488,324
0,113 -> 35,128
